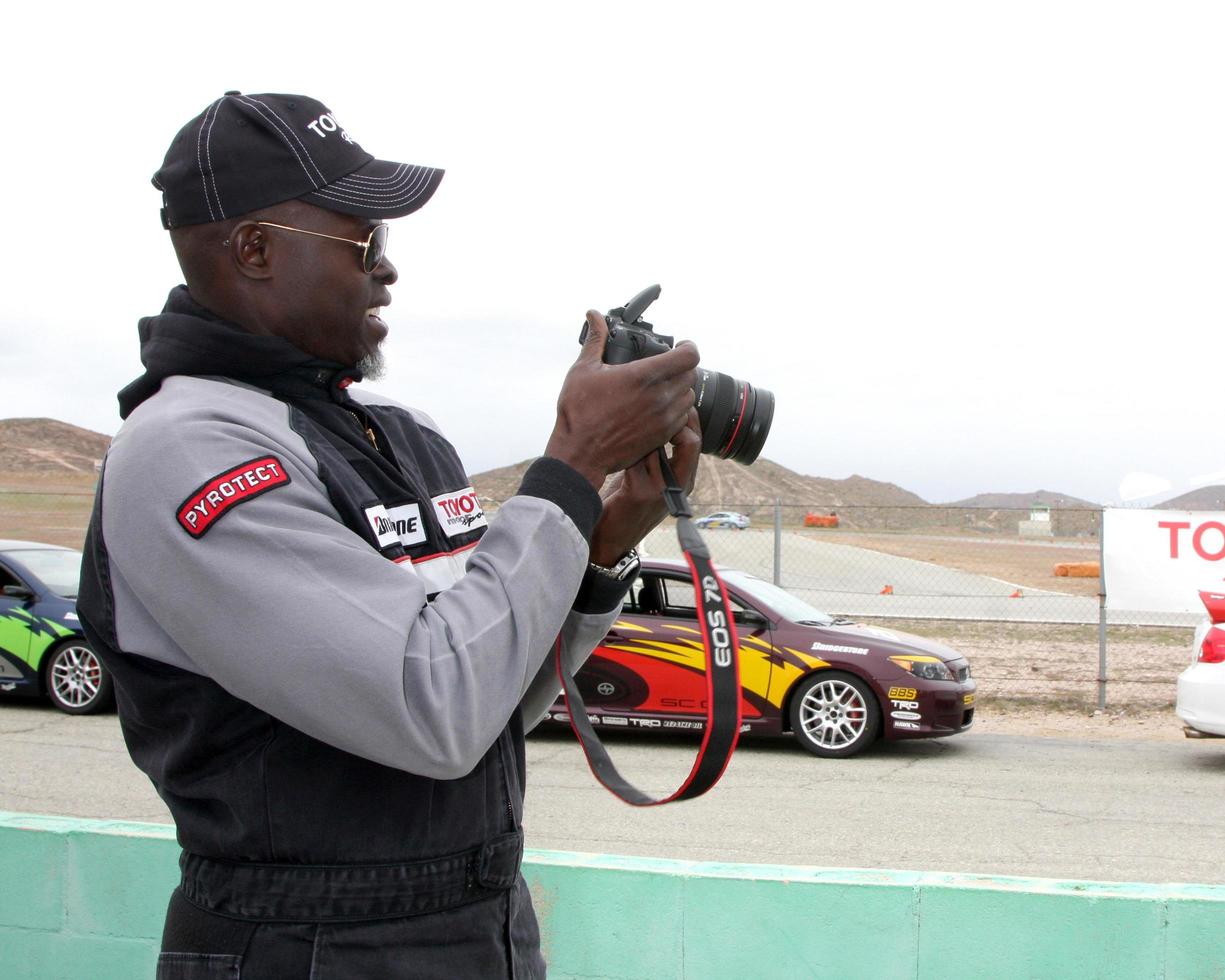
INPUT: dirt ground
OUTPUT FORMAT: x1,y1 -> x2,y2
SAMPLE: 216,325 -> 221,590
865,617 -> 1195,743
813,528 -> 1103,597
971,703 -> 1191,742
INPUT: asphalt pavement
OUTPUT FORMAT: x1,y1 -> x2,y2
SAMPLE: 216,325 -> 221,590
3,700 -> 1224,885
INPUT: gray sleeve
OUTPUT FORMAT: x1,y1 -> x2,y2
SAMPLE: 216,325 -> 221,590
519,604 -> 622,731
102,382 -> 597,779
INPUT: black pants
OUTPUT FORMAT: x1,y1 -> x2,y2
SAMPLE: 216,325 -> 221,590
156,877 -> 546,979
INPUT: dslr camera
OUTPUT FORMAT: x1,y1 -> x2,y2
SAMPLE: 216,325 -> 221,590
580,284 -> 774,464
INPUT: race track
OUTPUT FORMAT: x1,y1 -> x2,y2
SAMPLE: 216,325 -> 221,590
640,527 -> 1189,626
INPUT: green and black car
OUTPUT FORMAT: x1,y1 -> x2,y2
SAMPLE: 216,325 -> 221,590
0,540 -> 112,714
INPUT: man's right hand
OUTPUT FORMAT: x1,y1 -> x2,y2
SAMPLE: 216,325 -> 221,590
545,310 -> 700,490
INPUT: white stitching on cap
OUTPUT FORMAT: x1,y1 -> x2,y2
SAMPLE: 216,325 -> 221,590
310,178 -> 433,210
315,168 -> 432,203
334,167 -> 420,191
195,99 -> 221,222
204,98 -> 225,218
334,163 -> 410,185
232,96 -> 319,188
241,95 -> 326,184
326,168 -> 430,199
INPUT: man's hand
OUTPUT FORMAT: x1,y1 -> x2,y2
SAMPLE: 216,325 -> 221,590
588,408 -> 701,566
545,310 -> 699,490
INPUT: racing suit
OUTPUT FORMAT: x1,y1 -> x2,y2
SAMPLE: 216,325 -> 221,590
78,287 -> 629,978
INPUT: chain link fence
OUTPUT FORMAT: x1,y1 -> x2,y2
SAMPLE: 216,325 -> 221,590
637,502 -> 1192,715
1,488 -> 1195,714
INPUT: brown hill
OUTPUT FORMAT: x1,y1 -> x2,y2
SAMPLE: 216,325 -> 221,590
471,454 -> 927,529
0,418 -> 111,474
1156,486 -> 1225,511
942,489 -> 1099,509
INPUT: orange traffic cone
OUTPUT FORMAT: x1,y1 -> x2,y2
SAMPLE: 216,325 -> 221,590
1009,589 -> 1022,598
880,585 -> 894,595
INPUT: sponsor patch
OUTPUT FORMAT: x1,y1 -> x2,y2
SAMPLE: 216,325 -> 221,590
811,641 -> 869,656
964,693 -> 975,705
891,710 -> 922,720
888,686 -> 918,700
602,715 -> 629,726
431,486 -> 487,538
177,456 -> 290,538
365,502 -> 427,548
893,720 -> 920,730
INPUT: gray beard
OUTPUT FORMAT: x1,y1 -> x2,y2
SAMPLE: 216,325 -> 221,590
356,349 -> 386,382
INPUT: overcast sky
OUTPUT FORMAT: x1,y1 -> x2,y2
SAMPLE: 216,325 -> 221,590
2,2 -> 1220,505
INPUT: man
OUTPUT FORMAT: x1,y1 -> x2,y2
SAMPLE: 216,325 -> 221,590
78,91 -> 699,978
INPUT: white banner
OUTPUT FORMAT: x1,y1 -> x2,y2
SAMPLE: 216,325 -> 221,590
1104,508 -> 1225,614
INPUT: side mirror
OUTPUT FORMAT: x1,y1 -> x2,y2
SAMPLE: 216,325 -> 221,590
737,608 -> 769,627
2,585 -> 35,601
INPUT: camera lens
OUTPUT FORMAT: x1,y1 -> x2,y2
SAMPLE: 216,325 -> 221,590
692,369 -> 775,465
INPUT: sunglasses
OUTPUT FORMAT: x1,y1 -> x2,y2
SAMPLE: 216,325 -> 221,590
255,221 -> 390,274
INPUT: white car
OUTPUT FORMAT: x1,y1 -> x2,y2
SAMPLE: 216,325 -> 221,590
694,511 -> 750,530
1176,590 -> 1225,738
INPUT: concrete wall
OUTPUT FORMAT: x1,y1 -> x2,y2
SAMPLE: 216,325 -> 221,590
2,811 -> 1223,979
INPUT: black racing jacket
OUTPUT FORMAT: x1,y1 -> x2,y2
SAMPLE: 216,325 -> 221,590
78,288 -> 625,895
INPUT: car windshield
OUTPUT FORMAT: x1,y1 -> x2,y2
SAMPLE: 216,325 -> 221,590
719,568 -> 834,625
6,549 -> 83,599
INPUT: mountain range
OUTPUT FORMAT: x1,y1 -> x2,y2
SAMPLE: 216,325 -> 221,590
2,417 -> 1222,515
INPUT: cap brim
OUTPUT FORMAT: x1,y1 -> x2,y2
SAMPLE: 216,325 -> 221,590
299,157 -> 444,219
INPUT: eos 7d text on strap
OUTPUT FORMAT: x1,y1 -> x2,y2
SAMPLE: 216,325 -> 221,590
555,449 -> 743,806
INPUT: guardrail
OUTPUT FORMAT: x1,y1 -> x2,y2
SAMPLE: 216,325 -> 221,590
2,811 -> 1222,979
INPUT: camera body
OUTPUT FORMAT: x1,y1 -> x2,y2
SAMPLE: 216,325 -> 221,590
590,285 -> 675,365
578,285 -> 775,465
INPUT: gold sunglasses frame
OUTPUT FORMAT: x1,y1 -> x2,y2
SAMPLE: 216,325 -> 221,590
254,221 -> 389,273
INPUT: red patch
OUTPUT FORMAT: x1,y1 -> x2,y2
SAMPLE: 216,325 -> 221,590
176,456 -> 290,538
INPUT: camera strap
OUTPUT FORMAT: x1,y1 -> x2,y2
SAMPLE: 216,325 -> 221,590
554,450 -> 743,806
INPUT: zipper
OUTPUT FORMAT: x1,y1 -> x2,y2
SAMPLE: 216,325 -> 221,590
346,409 -> 379,451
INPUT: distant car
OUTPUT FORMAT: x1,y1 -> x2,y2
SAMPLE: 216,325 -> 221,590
1176,590 -> 1225,738
694,511 -> 750,530
543,559 -> 976,758
0,540 -> 113,714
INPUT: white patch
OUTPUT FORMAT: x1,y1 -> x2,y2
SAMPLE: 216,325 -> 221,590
893,720 -> 921,730
63,612 -> 79,621
431,487 -> 488,538
386,503 -> 427,547
602,716 -> 629,726
363,504 -> 399,548
891,710 -> 922,720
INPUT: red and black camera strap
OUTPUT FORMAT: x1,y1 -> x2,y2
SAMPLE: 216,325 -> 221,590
555,450 -> 743,806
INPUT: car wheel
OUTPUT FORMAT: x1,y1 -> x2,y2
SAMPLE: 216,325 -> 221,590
44,641 -> 114,715
788,671 -> 880,759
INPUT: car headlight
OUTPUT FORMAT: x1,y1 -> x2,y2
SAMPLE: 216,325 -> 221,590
888,656 -> 953,681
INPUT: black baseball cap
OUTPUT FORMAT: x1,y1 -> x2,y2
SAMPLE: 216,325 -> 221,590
153,91 -> 444,229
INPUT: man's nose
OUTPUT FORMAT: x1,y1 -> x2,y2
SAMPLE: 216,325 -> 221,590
375,254 -> 398,285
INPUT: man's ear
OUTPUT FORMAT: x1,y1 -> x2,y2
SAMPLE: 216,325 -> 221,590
226,221 -> 273,280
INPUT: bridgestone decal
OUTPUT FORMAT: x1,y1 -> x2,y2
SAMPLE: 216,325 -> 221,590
176,456 -> 291,538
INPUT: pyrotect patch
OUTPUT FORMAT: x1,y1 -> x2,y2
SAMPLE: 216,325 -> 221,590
177,456 -> 291,538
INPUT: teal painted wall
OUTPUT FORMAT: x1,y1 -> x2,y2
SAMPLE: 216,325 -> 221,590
2,812 -> 1224,979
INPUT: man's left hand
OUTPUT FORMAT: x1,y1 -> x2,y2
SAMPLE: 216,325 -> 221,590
588,408 -> 701,567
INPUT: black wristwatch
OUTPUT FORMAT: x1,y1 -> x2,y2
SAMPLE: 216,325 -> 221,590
588,548 -> 641,582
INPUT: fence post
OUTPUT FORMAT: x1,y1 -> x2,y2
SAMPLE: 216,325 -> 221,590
1097,509 -> 1108,710
773,498 -> 782,586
